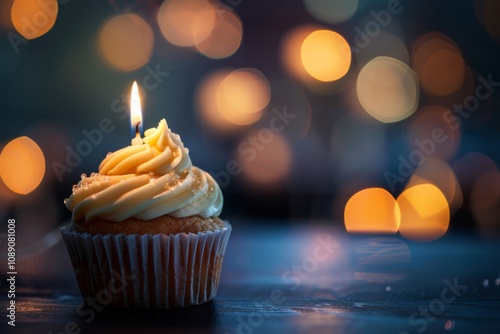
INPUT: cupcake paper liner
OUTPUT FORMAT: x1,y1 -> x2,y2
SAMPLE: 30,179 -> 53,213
60,221 -> 231,309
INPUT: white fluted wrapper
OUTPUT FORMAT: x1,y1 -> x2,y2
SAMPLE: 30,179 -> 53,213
60,221 -> 231,309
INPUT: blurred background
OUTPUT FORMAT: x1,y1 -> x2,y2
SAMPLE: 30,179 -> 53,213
1,0 -> 500,270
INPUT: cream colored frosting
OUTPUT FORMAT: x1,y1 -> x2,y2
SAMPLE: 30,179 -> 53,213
65,119 -> 223,222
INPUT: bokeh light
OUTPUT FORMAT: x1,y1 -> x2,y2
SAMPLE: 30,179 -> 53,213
406,158 -> 463,214
194,8 -> 242,59
397,183 -> 450,242
281,24 -> 321,82
421,51 -> 464,95
300,29 -> 351,82
303,0 -> 359,24
196,68 -> 269,131
157,0 -> 216,47
216,68 -> 270,125
0,136 -> 45,195
412,32 -> 465,96
477,0 -> 500,42
407,105 -> 461,160
357,56 -> 419,123
98,14 -> 154,72
282,25 -> 354,93
11,0 -> 58,39
197,69 -> 234,130
425,64 -> 475,116
344,188 -> 400,234
238,132 -> 292,186
220,69 -> 271,115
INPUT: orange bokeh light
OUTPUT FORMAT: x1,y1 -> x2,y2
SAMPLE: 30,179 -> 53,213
397,183 -> 449,242
196,68 -> 269,130
435,66 -> 475,113
406,158 -> 463,214
281,24 -> 321,82
216,68 -> 270,125
421,50 -> 464,96
220,69 -> 270,115
300,29 -> 351,82
0,136 -> 45,195
98,14 -> 154,72
11,0 -> 58,39
238,132 -> 292,186
196,69 -> 234,130
344,188 -> 400,234
157,0 -> 216,47
194,8 -> 242,59
412,32 -> 466,96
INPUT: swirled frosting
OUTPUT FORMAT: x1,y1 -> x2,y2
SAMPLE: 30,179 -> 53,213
65,119 -> 223,222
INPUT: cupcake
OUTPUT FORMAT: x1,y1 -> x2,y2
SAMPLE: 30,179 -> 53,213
60,119 -> 231,309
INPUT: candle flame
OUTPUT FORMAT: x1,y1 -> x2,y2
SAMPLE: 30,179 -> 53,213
131,81 -> 142,135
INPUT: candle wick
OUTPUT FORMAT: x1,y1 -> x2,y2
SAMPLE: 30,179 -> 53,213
135,122 -> 141,135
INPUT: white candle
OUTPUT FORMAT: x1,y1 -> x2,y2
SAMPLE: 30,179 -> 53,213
130,81 -> 143,146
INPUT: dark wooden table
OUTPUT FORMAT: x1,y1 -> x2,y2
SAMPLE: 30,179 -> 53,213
1,221 -> 500,334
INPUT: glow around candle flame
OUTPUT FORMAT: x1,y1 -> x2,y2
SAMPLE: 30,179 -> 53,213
131,81 -> 142,136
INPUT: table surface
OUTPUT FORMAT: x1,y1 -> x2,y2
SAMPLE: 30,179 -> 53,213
1,221 -> 500,334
